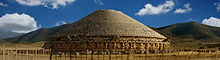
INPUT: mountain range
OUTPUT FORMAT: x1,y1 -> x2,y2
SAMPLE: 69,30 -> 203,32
0,30 -> 24,39
1,22 -> 220,48
153,22 -> 220,48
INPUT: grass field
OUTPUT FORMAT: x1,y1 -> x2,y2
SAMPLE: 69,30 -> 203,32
0,42 -> 220,60
0,41 -> 45,48
0,53 -> 219,60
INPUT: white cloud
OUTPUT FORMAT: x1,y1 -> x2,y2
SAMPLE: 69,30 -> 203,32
94,0 -> 103,5
16,0 -> 76,9
0,2 -> 8,6
174,3 -> 192,13
56,20 -> 67,26
0,13 -> 40,33
202,17 -> 220,27
135,0 -> 175,16
214,1 -> 220,11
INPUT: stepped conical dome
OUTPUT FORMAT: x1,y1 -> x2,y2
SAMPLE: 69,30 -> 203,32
54,9 -> 166,39
46,9 -> 171,55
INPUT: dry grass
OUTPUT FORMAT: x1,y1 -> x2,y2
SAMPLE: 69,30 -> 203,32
0,41 -> 45,48
51,52 -> 220,60
0,54 -> 50,60
0,51 -> 219,60
0,42 -> 219,60
1,53 -> 219,60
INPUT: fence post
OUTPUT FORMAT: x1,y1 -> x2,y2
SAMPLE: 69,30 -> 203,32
36,49 -> 38,60
16,45 -> 17,60
50,50 -> 52,60
188,50 -> 193,60
216,47 -> 218,59
2,45 -> 4,60
26,49 -> 28,60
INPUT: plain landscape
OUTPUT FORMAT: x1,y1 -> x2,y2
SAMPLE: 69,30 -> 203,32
1,22 -> 220,60
1,22 -> 220,49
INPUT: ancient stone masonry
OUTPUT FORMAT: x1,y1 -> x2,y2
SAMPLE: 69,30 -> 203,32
44,9 -> 171,58
48,36 -> 170,54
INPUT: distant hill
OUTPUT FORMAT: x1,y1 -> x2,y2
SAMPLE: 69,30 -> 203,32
2,22 -> 220,48
3,23 -> 70,43
153,22 -> 220,48
0,30 -> 24,39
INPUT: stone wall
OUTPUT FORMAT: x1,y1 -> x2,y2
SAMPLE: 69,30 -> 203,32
48,36 -> 171,54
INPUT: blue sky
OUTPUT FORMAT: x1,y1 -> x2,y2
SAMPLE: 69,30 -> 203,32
0,0 -> 220,33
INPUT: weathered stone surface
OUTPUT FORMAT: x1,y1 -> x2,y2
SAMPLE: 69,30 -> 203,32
46,9 -> 170,53
53,9 -> 166,39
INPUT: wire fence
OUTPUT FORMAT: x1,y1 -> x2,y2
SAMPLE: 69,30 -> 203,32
0,48 -> 219,60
